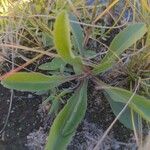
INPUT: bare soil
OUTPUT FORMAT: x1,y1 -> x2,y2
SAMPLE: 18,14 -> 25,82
0,85 -> 42,150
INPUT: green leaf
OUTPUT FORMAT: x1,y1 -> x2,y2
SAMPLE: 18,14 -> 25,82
49,99 -> 60,115
104,92 -> 139,130
70,13 -> 84,55
42,32 -> 53,47
105,87 -> 150,122
54,10 -> 75,63
1,72 -> 65,91
53,10 -> 83,73
84,50 -> 97,58
38,57 -> 66,70
93,23 -> 147,74
45,80 -> 88,150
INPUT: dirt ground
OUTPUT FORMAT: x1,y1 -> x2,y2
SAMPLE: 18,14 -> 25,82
0,85 -> 42,150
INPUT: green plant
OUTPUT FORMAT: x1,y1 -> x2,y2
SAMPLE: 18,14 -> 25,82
1,10 -> 150,150
125,0 -> 150,99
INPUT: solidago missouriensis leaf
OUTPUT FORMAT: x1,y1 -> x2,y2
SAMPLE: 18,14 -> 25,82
54,10 -> 75,63
45,80 -> 88,150
104,92 -> 139,129
105,87 -> 150,122
53,10 -> 83,73
70,13 -> 84,55
1,72 -> 65,91
38,57 -> 66,71
93,23 -> 147,74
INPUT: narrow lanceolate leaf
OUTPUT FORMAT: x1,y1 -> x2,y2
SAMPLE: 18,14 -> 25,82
45,80 -> 88,150
1,72 -> 65,91
104,92 -> 139,130
105,87 -> 150,122
54,10 -> 75,63
38,57 -> 66,70
93,23 -> 147,74
70,13 -> 84,55
53,10 -> 83,73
